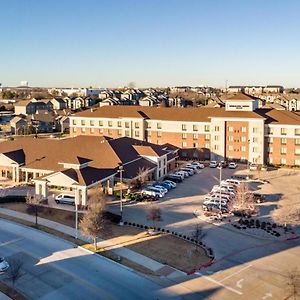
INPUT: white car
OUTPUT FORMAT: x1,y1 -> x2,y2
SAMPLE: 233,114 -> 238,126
55,194 -> 75,205
142,189 -> 164,198
180,168 -> 195,175
204,199 -> 228,206
249,164 -> 258,171
228,162 -> 237,169
0,257 -> 9,272
185,164 -> 198,170
151,185 -> 168,194
225,179 -> 241,186
147,186 -> 167,195
176,170 -> 189,178
191,162 -> 205,169
173,172 -> 185,180
211,189 -> 235,198
209,161 -> 218,168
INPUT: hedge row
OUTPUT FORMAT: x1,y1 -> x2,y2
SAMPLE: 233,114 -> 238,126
0,195 -> 26,204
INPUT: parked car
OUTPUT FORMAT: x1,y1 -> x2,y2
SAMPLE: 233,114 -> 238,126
210,189 -> 235,198
191,162 -> 205,169
176,170 -> 189,178
249,164 -> 258,171
220,161 -> 228,168
228,162 -> 237,169
154,182 -> 172,190
173,172 -> 185,180
180,168 -> 195,175
209,161 -> 218,168
0,257 -> 9,272
203,198 -> 228,206
203,203 -> 229,213
164,175 -> 183,183
147,186 -> 167,195
185,164 -> 198,170
151,185 -> 168,193
55,194 -> 75,205
142,189 -> 164,198
162,180 -> 177,188
224,178 -> 241,186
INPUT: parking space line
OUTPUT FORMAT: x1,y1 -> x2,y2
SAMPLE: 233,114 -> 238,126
195,272 -> 243,295
0,238 -> 24,247
219,264 -> 252,283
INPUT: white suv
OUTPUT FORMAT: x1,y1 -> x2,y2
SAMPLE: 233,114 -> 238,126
55,194 -> 76,205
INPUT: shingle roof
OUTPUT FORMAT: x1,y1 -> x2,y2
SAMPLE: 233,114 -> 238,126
226,93 -> 258,101
72,106 -> 265,122
257,109 -> 300,125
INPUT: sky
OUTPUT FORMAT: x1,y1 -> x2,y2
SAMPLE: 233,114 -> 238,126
0,0 -> 300,88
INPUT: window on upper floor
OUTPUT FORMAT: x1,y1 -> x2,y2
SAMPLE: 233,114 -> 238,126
204,125 -> 210,132
193,134 -> 198,140
205,134 -> 210,141
281,128 -> 287,135
281,138 -> 287,145
90,120 -> 95,126
90,128 -> 95,134
81,120 -> 86,126
125,122 -> 130,128
72,119 -> 76,125
193,125 -> 198,131
268,147 -> 273,153
295,128 -> 300,136
125,130 -> 130,137
99,128 -> 103,134
241,136 -> 247,142
281,147 -> 287,154
108,129 -> 113,135
215,126 -> 220,132
241,127 -> 247,133
253,137 -> 258,143
182,124 -> 187,131
135,122 -> 139,129
117,121 -> 122,127
268,127 -> 273,135
214,135 -> 219,141
228,145 -> 233,151
228,136 -> 233,142
228,126 -> 234,132
241,146 -> 246,152
81,127 -> 86,133
280,158 -> 286,165
295,138 -> 300,145
117,129 -> 122,136
135,130 -> 139,137
157,131 -> 162,138
99,120 -> 103,126
182,133 -> 187,139
108,121 -> 113,127
157,123 -> 162,129
182,142 -> 187,148
253,127 -> 258,133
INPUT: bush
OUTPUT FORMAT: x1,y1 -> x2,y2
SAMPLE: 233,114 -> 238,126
161,229 -> 165,232
132,223 -> 136,226
136,224 -> 140,228
0,195 -> 26,203
144,225 -> 148,229
261,221 -> 266,229
166,230 -> 170,233
124,221 -> 127,225
255,219 -> 260,228
272,223 -> 277,228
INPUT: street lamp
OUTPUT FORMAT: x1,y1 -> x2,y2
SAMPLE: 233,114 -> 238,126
118,163 -> 124,225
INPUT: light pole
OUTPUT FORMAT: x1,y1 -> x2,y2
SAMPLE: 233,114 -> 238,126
118,164 -> 124,225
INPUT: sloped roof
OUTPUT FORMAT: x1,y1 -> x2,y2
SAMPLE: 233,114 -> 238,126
256,109 -> 300,125
226,93 -> 258,101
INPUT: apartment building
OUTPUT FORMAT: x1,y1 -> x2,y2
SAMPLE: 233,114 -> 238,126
69,93 -> 300,166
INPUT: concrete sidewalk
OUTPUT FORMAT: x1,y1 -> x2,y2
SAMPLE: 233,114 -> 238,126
0,207 -> 185,279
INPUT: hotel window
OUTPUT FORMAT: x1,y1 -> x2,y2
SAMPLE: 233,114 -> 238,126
125,130 -> 130,137
193,125 -> 198,131
147,122 -> 151,128
268,147 -> 273,153
295,148 -> 300,155
125,122 -> 130,128
214,145 -> 219,151
193,142 -> 198,148
148,131 -> 152,137
81,128 -> 86,133
280,158 -> 286,165
182,142 -> 187,148
253,137 -> 258,143
72,119 -> 76,125
73,128 -> 77,133
295,128 -> 300,136
108,129 -> 113,135
241,127 -> 247,133
268,137 -> 273,143
281,147 -> 287,154
253,127 -> 258,133
117,129 -> 122,136
215,126 -> 220,132
135,131 -> 140,137
90,128 -> 94,134
157,123 -> 162,129
295,139 -> 300,145
182,133 -> 187,139
148,138 -> 152,143
99,120 -> 103,126
117,121 -> 122,127
295,159 -> 300,166
204,125 -> 210,132
241,146 -> 246,152
281,128 -> 287,135
268,127 -> 273,135
205,143 -> 210,149
135,122 -> 139,129
205,134 -> 210,141
81,120 -> 86,126
253,147 -> 258,152
214,135 -> 219,141
99,128 -> 103,134
182,124 -> 187,131
228,145 -> 233,151
228,126 -> 234,132
268,157 -> 273,164
108,121 -> 113,127
281,138 -> 287,144
241,136 -> 246,142
90,120 -> 95,126
193,134 -> 198,140
228,136 -> 233,142
157,131 -> 162,138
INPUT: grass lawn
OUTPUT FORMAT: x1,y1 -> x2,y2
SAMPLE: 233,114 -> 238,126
0,202 -> 210,273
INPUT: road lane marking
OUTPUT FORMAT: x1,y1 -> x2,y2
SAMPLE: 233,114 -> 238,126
219,264 -> 252,283
0,238 -> 23,247
195,272 -> 243,295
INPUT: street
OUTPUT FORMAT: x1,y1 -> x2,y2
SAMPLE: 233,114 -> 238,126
0,219 -> 181,300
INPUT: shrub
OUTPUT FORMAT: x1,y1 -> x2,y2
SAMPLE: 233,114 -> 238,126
124,221 -> 127,225
136,224 -> 140,228
272,223 -> 277,229
255,220 -> 260,227
166,230 -> 170,233
183,235 -> 186,239
144,225 -> 148,229
0,195 -> 26,203
132,223 -> 136,226
261,222 -> 266,229
179,234 -> 182,238
161,229 -> 165,232
128,222 -> 132,226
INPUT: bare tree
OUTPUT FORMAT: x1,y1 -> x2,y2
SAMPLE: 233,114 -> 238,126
147,205 -> 162,229
191,223 -> 206,251
286,268 -> 300,300
7,258 -> 24,290
80,195 -> 106,250
272,203 -> 300,229
135,167 -> 150,188
26,194 -> 42,226
230,182 -> 256,213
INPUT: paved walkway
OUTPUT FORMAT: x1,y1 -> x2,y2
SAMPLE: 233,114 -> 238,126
0,207 -> 185,279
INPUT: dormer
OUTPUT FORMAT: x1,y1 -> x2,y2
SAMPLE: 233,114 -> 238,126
58,156 -> 92,170
224,93 -> 259,112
